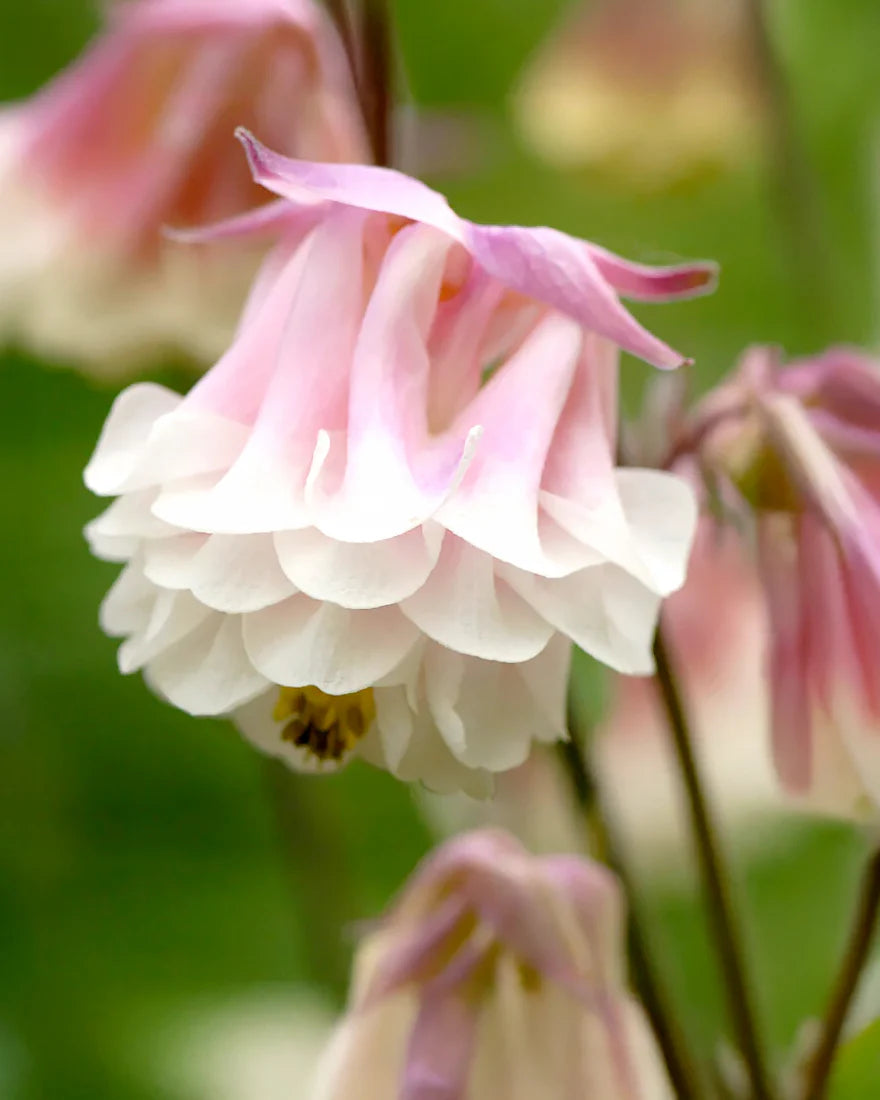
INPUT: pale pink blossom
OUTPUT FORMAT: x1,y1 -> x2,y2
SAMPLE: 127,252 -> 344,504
85,132 -> 714,791
309,830 -> 673,1100
689,347 -> 880,817
0,0 -> 366,372
513,0 -> 762,192
596,512 -> 781,870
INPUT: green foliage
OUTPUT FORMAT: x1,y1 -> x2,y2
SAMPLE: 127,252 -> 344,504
1,0 -> 880,1096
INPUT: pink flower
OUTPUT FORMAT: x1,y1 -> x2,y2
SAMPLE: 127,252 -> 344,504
85,132 -> 714,792
308,830 -> 673,1099
689,347 -> 880,817
596,511 -> 780,869
0,0 -> 366,371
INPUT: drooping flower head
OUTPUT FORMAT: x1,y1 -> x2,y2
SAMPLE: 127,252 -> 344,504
686,346 -> 880,817
308,830 -> 673,1099
85,132 -> 715,793
0,0 -> 367,370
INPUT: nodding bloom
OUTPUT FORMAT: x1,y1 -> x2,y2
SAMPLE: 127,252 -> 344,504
308,830 -> 673,1099
596,513 -> 779,871
85,131 -> 714,793
687,347 -> 880,817
0,0 -> 366,372
513,0 -> 761,192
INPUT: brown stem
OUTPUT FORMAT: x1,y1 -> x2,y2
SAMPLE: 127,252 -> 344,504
357,0 -> 394,166
801,847 -> 880,1100
654,629 -> 777,1100
559,729 -> 705,1100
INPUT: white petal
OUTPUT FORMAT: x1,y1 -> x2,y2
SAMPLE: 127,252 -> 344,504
146,614 -> 269,716
373,686 -> 417,772
242,597 -> 420,694
504,564 -> 660,675
118,590 -> 211,673
99,559 -> 156,637
401,537 -> 554,662
435,646 -> 556,770
614,468 -> 699,595
275,523 -> 443,609
84,383 -> 181,495
86,490 -> 180,563
142,532 -> 209,589
188,533 -> 298,612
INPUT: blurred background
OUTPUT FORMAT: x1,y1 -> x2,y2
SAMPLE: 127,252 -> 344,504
2,0 -> 880,1096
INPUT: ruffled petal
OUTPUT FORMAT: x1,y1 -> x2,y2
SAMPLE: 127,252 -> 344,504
242,596 -> 420,694
275,523 -> 444,610
504,564 -> 661,675
146,613 -> 269,715
186,533 -> 297,612
401,537 -> 554,662
238,130 -> 713,368
84,383 -> 181,495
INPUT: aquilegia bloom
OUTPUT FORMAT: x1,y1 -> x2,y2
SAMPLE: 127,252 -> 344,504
689,347 -> 880,817
0,0 -> 366,371
85,132 -> 714,792
308,830 -> 673,1099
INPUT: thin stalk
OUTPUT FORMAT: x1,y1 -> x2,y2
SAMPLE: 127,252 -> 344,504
559,730 -> 704,1100
654,630 -> 777,1100
801,847 -> 880,1100
358,0 -> 394,166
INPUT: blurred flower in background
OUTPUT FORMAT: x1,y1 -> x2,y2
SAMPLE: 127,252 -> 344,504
152,987 -> 335,1100
513,0 -> 763,192
310,830 -> 673,1099
0,0 -> 366,374
688,346 -> 880,818
83,131 -> 713,793
595,513 -> 782,874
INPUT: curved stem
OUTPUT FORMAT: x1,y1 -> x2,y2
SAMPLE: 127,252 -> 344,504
801,847 -> 880,1100
559,729 -> 705,1100
654,629 -> 777,1100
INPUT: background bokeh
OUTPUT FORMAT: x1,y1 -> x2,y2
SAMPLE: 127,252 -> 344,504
2,0 -> 880,1096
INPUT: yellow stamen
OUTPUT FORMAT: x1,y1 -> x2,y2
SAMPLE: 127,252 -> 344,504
273,685 -> 376,763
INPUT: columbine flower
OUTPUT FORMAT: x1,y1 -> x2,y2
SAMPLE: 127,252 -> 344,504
596,512 -> 780,871
85,131 -> 714,792
0,0 -> 366,372
688,347 -> 880,817
513,0 -> 761,192
308,830 -> 673,1099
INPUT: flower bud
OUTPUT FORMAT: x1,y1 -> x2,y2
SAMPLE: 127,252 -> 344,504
310,831 -> 673,1099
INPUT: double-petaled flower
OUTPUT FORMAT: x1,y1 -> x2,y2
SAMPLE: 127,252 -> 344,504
0,0 -> 366,371
85,132 -> 714,792
686,346 -> 880,817
308,830 -> 673,1099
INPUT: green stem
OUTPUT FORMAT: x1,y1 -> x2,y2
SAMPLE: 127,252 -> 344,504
559,729 -> 705,1100
801,847 -> 880,1100
654,630 -> 777,1100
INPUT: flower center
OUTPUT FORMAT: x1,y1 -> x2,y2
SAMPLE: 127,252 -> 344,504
272,686 -> 376,763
